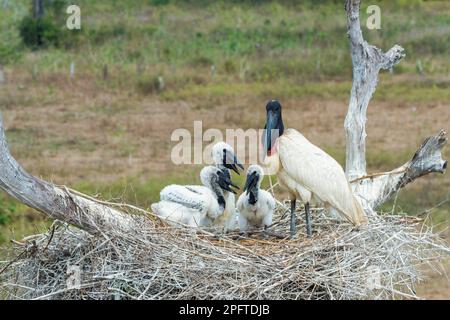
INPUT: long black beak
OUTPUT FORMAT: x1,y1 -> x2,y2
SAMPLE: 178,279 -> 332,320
243,171 -> 259,195
263,112 -> 279,156
217,169 -> 240,194
223,150 -> 244,175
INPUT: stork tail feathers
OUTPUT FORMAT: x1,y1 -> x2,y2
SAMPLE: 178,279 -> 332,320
331,194 -> 368,226
350,196 -> 368,226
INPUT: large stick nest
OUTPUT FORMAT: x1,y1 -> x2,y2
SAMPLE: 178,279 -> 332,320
1,203 -> 448,300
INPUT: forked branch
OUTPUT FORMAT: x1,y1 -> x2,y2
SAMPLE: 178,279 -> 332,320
344,0 -> 446,210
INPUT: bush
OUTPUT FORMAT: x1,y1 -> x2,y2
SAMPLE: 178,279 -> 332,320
18,0 -> 77,50
19,16 -> 61,49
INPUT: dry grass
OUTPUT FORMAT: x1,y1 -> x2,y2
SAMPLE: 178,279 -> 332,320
2,72 -> 449,185
0,200 -> 448,300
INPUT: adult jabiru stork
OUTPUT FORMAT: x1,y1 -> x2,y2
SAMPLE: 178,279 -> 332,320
262,100 -> 368,237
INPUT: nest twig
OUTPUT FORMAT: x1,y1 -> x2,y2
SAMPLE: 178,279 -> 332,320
0,202 -> 448,300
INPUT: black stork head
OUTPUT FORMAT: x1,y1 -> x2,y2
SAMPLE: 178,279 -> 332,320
263,100 -> 284,156
243,165 -> 263,205
200,166 -> 239,212
217,168 -> 240,194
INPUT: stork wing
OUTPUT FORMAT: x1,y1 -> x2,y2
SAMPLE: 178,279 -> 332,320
279,129 -> 367,225
160,185 -> 210,213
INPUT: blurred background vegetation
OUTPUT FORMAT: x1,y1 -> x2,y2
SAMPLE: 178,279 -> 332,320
0,0 -> 448,265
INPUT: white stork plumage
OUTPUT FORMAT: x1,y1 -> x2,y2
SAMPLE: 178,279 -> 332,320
237,165 -> 275,231
208,142 -> 244,231
151,166 -> 239,227
262,100 -> 368,237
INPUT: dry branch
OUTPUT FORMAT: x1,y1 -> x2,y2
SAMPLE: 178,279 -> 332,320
344,0 -> 447,210
353,130 -> 448,210
0,113 -> 152,236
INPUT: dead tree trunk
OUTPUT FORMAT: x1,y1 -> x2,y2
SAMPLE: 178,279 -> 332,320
344,0 -> 447,211
33,0 -> 44,19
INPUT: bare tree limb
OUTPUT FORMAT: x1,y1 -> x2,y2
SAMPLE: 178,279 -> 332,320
33,0 -> 44,19
344,0 -> 405,181
0,113 -> 147,236
343,0 -> 446,211
352,130 -> 448,210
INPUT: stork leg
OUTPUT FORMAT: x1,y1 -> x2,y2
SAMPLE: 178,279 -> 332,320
290,198 -> 296,238
305,202 -> 312,237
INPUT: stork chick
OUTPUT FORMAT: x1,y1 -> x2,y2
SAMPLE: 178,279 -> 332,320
211,141 -> 244,176
208,142 -> 244,231
237,165 -> 275,231
151,166 -> 239,227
